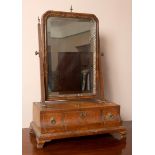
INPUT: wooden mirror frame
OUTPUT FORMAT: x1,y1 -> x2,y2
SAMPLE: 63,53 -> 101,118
38,11 -> 104,102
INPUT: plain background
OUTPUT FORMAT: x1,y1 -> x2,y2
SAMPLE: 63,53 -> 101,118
22,0 -> 131,128
1,0 -> 155,155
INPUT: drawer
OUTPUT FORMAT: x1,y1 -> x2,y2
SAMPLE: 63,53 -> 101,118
103,108 -> 121,127
64,110 -> 102,130
41,112 -> 64,132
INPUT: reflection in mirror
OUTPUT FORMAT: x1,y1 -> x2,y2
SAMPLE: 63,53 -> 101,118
46,17 -> 96,96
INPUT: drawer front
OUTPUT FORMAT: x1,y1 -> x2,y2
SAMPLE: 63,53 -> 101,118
41,112 -> 64,132
40,107 -> 121,133
64,110 -> 102,130
103,107 -> 121,127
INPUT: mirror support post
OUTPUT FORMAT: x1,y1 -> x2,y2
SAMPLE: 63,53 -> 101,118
38,17 -> 46,103
98,24 -> 104,99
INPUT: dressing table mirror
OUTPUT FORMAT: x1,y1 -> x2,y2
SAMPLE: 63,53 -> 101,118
30,10 -> 126,148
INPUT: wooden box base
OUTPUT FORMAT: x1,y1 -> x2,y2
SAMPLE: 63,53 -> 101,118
30,100 -> 126,148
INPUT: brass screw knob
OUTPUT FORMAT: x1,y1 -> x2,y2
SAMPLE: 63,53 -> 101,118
35,51 -> 39,55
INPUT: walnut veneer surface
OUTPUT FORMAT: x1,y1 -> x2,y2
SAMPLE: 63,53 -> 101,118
22,121 -> 132,155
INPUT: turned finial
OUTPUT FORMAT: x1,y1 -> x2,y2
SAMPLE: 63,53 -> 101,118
70,5 -> 73,12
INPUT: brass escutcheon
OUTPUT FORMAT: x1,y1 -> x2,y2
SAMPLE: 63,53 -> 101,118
50,117 -> 56,125
80,111 -> 87,119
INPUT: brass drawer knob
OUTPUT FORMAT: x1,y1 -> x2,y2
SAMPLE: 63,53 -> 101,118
80,112 -> 87,119
106,113 -> 114,120
50,117 -> 56,125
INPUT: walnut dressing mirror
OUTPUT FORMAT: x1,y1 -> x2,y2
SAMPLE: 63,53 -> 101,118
30,11 -> 126,149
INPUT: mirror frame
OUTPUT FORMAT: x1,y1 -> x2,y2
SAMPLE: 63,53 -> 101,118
39,10 -> 101,102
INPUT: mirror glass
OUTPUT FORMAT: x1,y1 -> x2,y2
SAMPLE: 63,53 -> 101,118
46,16 -> 96,97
